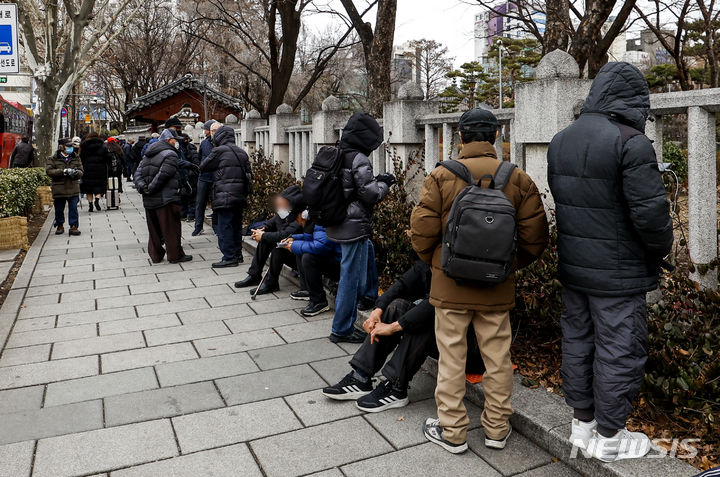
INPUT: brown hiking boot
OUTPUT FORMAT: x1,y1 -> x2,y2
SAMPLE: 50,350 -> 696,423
69,226 -> 81,236
55,225 -> 64,235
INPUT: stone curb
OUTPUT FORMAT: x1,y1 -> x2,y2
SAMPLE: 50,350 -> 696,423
0,210 -> 54,351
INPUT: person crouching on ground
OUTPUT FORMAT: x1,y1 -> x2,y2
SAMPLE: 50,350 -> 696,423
199,125 -> 252,268
234,185 -> 304,294
46,138 -> 83,236
411,108 -> 548,454
134,128 -> 192,264
278,209 -> 341,317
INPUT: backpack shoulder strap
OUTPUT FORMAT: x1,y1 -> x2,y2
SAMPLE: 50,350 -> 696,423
492,161 -> 517,191
437,160 -> 475,186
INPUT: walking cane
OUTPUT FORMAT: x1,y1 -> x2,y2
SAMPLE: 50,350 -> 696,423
251,265 -> 271,301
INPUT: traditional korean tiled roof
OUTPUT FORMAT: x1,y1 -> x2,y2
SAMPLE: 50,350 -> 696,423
126,74 -> 243,115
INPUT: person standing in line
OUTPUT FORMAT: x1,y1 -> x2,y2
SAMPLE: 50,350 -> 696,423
9,136 -> 34,168
79,131 -> 111,212
130,135 -> 147,179
46,138 -> 83,236
325,112 -> 394,344
105,137 -> 125,194
547,62 -> 673,462
411,108 -> 548,454
134,128 -> 192,264
199,125 -> 251,268
193,120 -> 216,236
179,133 -> 200,221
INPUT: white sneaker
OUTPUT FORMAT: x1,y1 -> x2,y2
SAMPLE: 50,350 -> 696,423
569,418 -> 597,449
589,428 -> 653,462
484,424 -> 512,449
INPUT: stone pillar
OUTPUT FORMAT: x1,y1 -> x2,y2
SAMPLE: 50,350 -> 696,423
269,103 -> 299,174
424,124 -> 438,172
288,132 -> 297,179
312,95 -> 352,152
687,106 -> 718,289
513,50 -> 592,209
442,123 -> 454,161
240,109 -> 265,155
495,124 -> 504,160
645,114 -> 664,162
508,119 -> 523,168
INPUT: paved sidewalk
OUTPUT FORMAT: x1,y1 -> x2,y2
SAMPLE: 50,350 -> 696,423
0,187 -> 580,477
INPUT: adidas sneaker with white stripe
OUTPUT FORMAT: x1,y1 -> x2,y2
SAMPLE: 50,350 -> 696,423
356,379 -> 409,413
322,371 -> 373,401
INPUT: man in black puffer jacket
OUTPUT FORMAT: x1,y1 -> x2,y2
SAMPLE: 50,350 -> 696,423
134,128 -> 192,264
547,62 -> 673,462
325,112 -> 395,343
200,125 -> 251,268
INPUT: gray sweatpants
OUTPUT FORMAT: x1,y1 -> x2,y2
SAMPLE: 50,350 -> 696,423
560,287 -> 648,437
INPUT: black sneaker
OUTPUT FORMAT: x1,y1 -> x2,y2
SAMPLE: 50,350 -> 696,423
356,379 -> 409,413
328,328 -> 366,344
212,259 -> 239,268
322,371 -> 373,401
290,290 -> 311,301
301,301 -> 330,317
423,418 -> 468,454
169,254 -> 193,264
358,297 -> 376,311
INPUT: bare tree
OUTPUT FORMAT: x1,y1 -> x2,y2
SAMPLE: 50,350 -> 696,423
17,0 -> 142,160
693,0 -> 720,87
408,39 -> 454,100
339,0 -> 398,116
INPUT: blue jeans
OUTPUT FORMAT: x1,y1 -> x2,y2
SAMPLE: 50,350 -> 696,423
332,238 -> 379,336
214,207 -> 243,261
194,180 -> 211,232
54,196 -> 79,228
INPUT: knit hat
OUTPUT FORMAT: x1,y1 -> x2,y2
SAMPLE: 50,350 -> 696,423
459,108 -> 498,135
201,119 -> 217,131
165,116 -> 183,129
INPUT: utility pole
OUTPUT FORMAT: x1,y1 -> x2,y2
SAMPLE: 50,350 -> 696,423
497,38 -> 503,109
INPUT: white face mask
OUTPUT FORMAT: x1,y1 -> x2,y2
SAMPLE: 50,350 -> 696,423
301,209 -> 309,220
173,141 -> 180,150
277,208 -> 290,220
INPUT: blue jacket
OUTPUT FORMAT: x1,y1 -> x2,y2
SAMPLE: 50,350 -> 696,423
198,137 -> 213,182
291,225 -> 341,259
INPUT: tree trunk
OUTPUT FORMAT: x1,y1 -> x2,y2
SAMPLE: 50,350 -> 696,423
544,0 -> 570,54
568,0 -> 616,76
34,81 -> 61,164
366,0 -> 397,117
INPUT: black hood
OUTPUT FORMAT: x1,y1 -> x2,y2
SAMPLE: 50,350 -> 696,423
145,139 -> 176,158
279,184 -> 304,214
212,126 -> 236,147
581,62 -> 650,132
339,112 -> 383,155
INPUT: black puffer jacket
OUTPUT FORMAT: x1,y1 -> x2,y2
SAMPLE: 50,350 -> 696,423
134,140 -> 181,210
199,126 -> 251,209
547,62 -> 673,296
260,185 -> 304,244
325,112 -> 389,243
79,137 -> 110,194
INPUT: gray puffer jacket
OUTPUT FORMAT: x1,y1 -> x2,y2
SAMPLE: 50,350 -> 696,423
548,62 -> 673,296
134,140 -> 181,210
325,112 -> 389,243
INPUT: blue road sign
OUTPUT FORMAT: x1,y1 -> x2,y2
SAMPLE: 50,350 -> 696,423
0,25 -> 13,55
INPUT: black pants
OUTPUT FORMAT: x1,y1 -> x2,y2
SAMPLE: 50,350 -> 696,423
350,299 -> 438,390
214,207 -> 243,261
299,253 -> 340,305
146,203 -> 185,263
247,240 -> 297,284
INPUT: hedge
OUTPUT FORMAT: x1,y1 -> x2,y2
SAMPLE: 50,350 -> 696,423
0,167 -> 52,218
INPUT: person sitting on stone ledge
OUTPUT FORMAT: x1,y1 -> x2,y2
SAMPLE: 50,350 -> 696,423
322,259 -> 486,413
234,185 -> 305,294
278,209 -> 341,317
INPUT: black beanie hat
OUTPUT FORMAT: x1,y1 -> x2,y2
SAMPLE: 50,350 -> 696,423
459,108 -> 498,135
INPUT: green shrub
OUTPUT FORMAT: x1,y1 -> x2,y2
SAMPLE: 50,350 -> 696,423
244,152 -> 297,225
0,167 -> 50,218
663,138 -> 688,182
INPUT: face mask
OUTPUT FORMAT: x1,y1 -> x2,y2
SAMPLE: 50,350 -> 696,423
173,141 -> 180,150
277,208 -> 290,220
65,147 -> 73,154
301,210 -> 309,220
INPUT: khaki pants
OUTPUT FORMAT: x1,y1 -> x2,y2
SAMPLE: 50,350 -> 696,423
434,307 -> 513,443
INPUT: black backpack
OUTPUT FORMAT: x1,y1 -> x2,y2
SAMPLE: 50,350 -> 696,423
439,159 -> 518,286
302,146 -> 347,226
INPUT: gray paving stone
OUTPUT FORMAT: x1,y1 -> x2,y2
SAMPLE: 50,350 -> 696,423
137,298 -> 209,317
97,292 -> 167,310
102,343 -> 198,373
0,355 -> 98,389
341,442 -> 502,477
34,263 -> 93,276
123,262 -> 183,276
467,428 -> 553,476
26,280 -> 94,297
165,284 -> 234,301
51,331 -> 146,360
32,419 -> 178,477
178,303 -> 255,324
57,306 -> 136,327
110,443 -> 263,477
155,269 -> 219,283
11,316 -> 56,333
249,338 -> 346,370
144,321 -> 230,347
61,285 -> 129,303
45,367 -> 158,407
22,293 -> 60,306
224,310 -> 305,333
285,389 -> 363,426
5,324 -> 97,348
204,289 -> 275,306
95,274 -> 157,290
308,356 -> 353,384
0,343 -> 51,367
251,416 -> 393,477
514,462 -> 582,477
194,329 -> 285,357
0,440 -> 34,477
274,319 -> 333,343
0,399 -> 103,445
105,381 -> 224,426
128,279 -> 193,295
306,470 -> 344,477
216,364 -> 326,405
156,352 -> 259,387
247,296 -> 303,315
0,386 -> 44,414
63,269 -> 125,283
99,314 -> 181,335
173,398 -> 302,454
